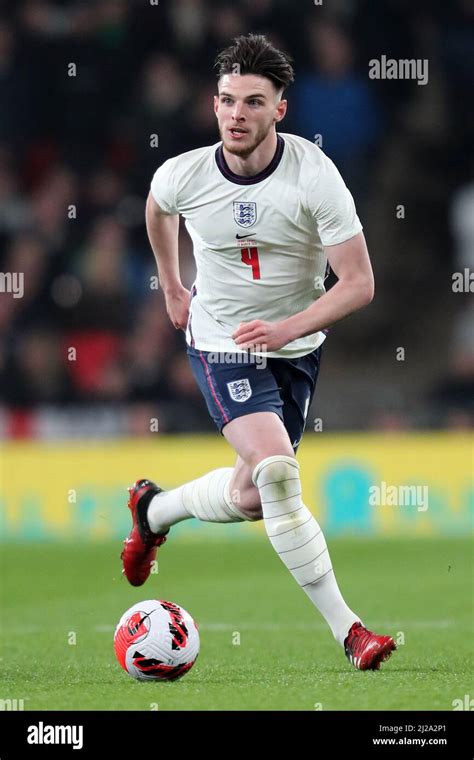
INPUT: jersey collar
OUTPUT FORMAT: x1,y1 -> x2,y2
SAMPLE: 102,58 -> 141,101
215,134 -> 285,185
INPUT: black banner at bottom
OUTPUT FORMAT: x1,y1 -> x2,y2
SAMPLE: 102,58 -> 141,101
0,710 -> 471,757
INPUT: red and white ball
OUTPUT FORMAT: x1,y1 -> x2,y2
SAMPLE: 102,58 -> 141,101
114,599 -> 200,681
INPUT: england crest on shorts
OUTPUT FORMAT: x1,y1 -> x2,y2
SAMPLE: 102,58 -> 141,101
233,201 -> 257,228
227,378 -> 252,402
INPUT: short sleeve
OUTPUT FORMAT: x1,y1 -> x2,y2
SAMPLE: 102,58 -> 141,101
150,158 -> 178,214
306,153 -> 363,247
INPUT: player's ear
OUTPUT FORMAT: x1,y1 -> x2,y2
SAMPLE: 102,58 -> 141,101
213,95 -> 219,116
275,99 -> 287,122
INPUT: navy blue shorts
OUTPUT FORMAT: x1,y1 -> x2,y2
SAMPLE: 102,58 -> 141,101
187,345 -> 322,450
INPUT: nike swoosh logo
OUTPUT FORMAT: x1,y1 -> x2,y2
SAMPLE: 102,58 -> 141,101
236,232 -> 257,239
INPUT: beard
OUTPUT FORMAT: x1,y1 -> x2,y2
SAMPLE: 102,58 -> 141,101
219,119 -> 274,159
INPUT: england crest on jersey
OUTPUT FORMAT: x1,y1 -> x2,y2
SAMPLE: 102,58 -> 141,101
227,378 -> 252,402
233,201 -> 257,228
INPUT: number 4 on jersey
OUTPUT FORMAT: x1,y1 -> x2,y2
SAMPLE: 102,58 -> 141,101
241,246 -> 260,280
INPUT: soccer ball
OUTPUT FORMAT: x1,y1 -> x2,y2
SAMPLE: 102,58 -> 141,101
114,599 -> 200,681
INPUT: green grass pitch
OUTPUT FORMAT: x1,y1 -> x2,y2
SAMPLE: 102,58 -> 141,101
1,536 -> 472,711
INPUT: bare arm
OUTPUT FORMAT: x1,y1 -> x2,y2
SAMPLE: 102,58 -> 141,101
281,231 -> 374,341
145,191 -> 180,292
145,191 -> 189,330
233,231 -> 374,350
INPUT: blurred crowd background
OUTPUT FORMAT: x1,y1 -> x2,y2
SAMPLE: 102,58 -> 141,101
0,0 -> 472,438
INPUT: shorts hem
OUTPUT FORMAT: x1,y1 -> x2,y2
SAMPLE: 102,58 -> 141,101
219,407 -> 284,435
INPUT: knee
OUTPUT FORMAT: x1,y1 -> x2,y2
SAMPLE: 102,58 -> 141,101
240,503 -> 263,522
231,490 -> 263,521
247,449 -> 295,475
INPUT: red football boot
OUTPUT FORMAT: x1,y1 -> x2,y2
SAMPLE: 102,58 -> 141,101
344,621 -> 396,671
121,479 -> 169,587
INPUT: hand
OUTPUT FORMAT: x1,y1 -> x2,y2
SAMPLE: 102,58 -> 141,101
232,319 -> 292,352
164,285 -> 191,331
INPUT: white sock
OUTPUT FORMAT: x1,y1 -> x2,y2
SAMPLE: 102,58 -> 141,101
147,467 -> 250,533
252,455 -> 360,646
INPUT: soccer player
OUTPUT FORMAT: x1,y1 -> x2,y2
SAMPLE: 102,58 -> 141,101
121,34 -> 396,671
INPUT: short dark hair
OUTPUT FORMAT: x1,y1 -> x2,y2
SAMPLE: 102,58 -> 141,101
214,33 -> 295,93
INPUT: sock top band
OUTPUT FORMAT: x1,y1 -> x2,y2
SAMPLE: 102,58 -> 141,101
251,455 -> 299,487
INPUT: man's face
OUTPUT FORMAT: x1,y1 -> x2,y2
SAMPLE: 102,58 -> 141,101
214,74 -> 287,158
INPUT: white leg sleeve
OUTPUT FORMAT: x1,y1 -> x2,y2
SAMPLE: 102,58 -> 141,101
253,455 -> 360,646
147,467 -> 251,533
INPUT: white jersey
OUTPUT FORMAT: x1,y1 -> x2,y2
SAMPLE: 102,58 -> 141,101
150,132 -> 362,358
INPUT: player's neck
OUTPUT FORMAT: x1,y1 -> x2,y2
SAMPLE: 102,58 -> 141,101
222,130 -> 278,177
